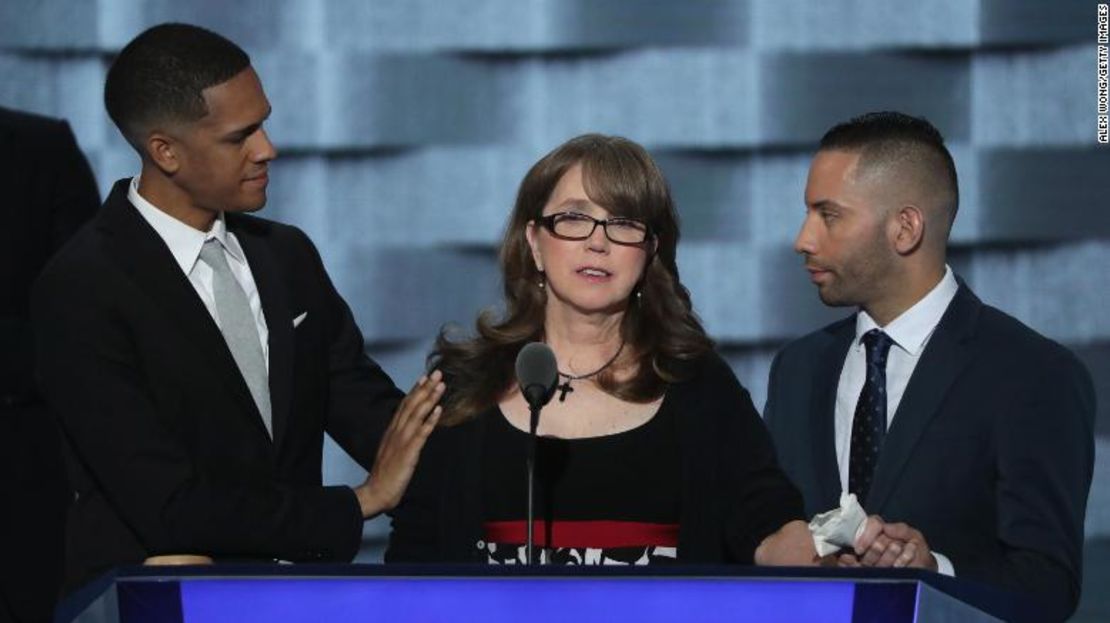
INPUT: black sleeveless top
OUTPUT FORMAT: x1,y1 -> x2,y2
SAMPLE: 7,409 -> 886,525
480,397 -> 681,565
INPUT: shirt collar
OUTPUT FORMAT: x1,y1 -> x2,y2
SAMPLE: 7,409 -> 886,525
128,176 -> 246,273
854,265 -> 959,357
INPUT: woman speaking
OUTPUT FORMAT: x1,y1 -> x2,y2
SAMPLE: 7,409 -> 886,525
387,134 -> 814,566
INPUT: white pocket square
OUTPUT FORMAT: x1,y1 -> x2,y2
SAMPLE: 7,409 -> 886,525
292,312 -> 308,328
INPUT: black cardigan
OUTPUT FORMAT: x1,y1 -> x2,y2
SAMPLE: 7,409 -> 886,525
385,352 -> 804,564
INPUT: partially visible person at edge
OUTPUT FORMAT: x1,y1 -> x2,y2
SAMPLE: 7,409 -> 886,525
764,111 -> 1094,622
1,105 -> 100,623
386,133 -> 817,566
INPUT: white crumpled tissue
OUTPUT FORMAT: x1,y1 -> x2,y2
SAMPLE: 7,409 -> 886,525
809,493 -> 869,557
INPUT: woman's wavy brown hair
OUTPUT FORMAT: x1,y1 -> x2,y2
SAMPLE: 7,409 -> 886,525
432,133 -> 714,425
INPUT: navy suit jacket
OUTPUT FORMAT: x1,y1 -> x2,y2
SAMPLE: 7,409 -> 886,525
33,179 -> 403,593
764,282 -> 1095,622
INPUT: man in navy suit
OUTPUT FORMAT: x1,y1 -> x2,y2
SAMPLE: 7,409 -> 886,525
764,111 -> 1094,621
32,23 -> 443,596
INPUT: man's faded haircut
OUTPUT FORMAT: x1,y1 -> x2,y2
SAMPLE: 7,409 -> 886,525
104,23 -> 250,152
819,111 -> 959,224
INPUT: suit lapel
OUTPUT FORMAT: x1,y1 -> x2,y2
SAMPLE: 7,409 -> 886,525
98,181 -> 269,440
232,221 -> 295,452
810,321 -> 855,511
867,284 -> 981,513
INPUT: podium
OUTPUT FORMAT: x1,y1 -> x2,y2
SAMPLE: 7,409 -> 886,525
59,565 -> 1041,623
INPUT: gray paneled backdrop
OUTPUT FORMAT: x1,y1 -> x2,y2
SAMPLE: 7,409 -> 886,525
3,1 -> 1108,619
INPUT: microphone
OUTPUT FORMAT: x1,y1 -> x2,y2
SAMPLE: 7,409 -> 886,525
515,342 -> 558,410
514,342 -> 558,565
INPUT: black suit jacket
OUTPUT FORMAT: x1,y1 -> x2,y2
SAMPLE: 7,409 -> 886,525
0,107 -> 99,622
32,179 -> 403,593
1,107 -> 99,400
764,282 -> 1095,621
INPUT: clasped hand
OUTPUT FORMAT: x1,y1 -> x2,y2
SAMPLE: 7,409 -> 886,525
836,515 -> 937,571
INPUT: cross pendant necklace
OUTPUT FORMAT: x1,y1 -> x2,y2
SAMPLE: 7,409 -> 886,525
556,380 -> 574,402
554,341 -> 625,403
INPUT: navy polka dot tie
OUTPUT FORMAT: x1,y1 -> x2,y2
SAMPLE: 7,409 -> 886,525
849,329 -> 894,504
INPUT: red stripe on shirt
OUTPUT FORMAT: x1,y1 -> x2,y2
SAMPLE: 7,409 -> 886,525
483,520 -> 679,549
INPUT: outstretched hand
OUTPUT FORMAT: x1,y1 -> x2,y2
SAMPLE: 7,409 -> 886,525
353,370 -> 445,518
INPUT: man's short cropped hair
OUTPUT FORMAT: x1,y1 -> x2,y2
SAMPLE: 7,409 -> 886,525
819,111 -> 959,222
104,23 -> 250,151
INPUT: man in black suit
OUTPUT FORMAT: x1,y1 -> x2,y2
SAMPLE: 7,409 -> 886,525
764,112 -> 1094,621
32,23 -> 443,596
1,107 -> 100,622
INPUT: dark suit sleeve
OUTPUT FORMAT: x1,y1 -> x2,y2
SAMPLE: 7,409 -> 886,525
760,349 -> 817,519
294,229 -> 404,472
950,347 -> 1095,620
761,349 -> 785,448
708,358 -> 806,561
46,120 -> 99,252
2,116 -> 99,398
32,263 -> 365,562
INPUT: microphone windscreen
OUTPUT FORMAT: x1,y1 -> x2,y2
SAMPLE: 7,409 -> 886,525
515,342 -> 557,407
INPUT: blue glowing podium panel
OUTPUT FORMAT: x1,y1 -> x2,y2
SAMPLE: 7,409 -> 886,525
181,577 -> 855,622
65,565 -> 1010,623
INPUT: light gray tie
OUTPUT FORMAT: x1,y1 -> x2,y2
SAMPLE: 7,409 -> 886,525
199,239 -> 272,438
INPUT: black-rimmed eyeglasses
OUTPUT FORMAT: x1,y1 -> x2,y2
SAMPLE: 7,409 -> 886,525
536,212 -> 652,245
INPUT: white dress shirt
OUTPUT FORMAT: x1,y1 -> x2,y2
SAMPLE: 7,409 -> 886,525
128,177 -> 270,369
834,265 -> 958,575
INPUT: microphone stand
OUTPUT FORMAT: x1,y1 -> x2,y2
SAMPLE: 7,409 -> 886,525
526,402 -> 540,564
516,341 -> 556,566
